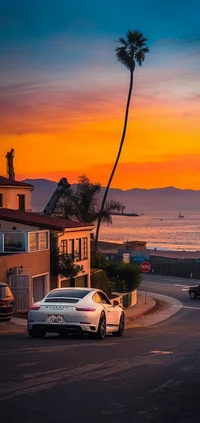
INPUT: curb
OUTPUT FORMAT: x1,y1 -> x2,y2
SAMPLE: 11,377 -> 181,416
11,317 -> 27,326
126,298 -> 157,322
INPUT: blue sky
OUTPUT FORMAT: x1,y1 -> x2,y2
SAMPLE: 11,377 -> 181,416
0,0 -> 200,189
1,1 -> 200,40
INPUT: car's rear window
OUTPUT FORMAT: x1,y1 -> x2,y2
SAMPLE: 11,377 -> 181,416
0,286 -> 13,299
46,289 -> 90,299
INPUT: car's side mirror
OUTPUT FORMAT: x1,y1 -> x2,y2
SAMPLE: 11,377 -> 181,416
113,300 -> 120,307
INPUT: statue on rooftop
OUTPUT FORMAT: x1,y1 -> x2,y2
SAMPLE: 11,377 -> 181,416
6,148 -> 15,180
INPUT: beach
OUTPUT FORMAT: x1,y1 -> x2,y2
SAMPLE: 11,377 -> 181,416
98,240 -> 200,259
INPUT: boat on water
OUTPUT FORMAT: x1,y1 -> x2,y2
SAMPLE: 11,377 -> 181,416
179,210 -> 184,219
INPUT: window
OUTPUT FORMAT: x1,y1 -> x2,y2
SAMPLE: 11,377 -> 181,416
4,233 -> 24,252
17,194 -> 25,211
46,289 -> 90,299
60,240 -> 68,254
29,232 -> 38,251
39,231 -> 48,250
0,193 -> 3,207
75,238 -> 81,261
98,292 -> 111,305
68,239 -> 74,258
92,293 -> 102,303
81,237 -> 88,260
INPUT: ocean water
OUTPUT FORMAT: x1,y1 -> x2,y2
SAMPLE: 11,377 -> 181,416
99,210 -> 200,251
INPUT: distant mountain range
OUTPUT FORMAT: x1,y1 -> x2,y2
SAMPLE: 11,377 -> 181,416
22,179 -> 200,212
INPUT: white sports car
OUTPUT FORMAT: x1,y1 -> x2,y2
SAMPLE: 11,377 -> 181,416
28,287 -> 125,340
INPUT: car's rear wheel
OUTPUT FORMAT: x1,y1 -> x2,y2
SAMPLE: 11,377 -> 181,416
28,328 -> 46,338
96,312 -> 106,340
190,291 -> 197,300
113,313 -> 125,337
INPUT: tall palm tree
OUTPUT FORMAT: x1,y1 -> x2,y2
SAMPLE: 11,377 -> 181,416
94,30 -> 149,249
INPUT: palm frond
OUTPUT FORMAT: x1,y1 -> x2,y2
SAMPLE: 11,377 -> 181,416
116,47 -> 134,71
105,200 -> 123,213
116,29 -> 149,71
118,37 -> 128,46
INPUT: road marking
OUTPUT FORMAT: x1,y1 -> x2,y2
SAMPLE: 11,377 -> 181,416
151,351 -> 173,355
173,284 -> 190,288
172,304 -> 200,310
182,305 -> 200,310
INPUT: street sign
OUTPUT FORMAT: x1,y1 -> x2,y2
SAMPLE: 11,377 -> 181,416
140,261 -> 151,273
122,253 -> 130,263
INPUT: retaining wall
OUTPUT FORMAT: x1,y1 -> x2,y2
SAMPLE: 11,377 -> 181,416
110,289 -> 137,308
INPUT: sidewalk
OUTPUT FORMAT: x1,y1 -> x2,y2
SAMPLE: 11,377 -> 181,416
125,291 -> 183,329
0,318 -> 27,334
125,291 -> 156,323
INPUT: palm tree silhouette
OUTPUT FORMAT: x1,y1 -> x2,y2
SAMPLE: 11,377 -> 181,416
95,30 -> 149,249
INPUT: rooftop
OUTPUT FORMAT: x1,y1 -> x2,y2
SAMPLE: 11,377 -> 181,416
0,176 -> 34,189
0,208 -> 94,231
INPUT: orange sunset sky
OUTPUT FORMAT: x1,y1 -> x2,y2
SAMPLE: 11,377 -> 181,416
0,1 -> 200,190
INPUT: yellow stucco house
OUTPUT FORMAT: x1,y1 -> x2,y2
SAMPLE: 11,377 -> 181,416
0,176 -> 33,211
0,163 -> 94,309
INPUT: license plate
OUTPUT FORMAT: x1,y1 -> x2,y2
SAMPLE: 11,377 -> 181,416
48,314 -> 63,323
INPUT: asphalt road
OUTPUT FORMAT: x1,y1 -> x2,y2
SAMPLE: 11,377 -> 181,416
1,276 -> 200,423
142,273 -> 200,305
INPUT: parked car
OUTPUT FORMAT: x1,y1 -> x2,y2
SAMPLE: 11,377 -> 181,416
28,287 -> 125,340
0,282 -> 14,322
188,284 -> 200,300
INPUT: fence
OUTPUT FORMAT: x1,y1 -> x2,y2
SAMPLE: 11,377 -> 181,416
150,256 -> 200,279
8,267 -> 30,312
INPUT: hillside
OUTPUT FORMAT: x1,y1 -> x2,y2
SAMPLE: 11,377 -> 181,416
22,179 -> 200,212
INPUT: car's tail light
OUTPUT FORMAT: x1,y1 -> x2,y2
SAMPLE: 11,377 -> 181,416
29,305 -> 41,310
75,307 -> 96,312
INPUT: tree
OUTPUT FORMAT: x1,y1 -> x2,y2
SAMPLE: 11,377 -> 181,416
55,174 -> 123,225
58,253 -> 84,285
94,30 -> 149,249
106,262 -> 142,292
91,270 -> 112,297
91,250 -> 109,270
50,231 -> 83,286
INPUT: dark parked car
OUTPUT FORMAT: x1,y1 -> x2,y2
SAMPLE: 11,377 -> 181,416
188,284 -> 200,300
0,282 -> 14,321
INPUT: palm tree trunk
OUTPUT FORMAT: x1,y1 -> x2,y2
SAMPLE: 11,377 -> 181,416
94,70 -> 134,250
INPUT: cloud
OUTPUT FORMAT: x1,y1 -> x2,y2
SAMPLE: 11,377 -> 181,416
0,29 -> 199,135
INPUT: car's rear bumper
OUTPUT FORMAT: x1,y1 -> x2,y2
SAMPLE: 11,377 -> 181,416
28,322 -> 98,334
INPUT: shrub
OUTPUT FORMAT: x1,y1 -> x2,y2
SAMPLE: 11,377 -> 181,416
91,251 -> 108,270
106,262 -> 142,292
91,270 -> 112,297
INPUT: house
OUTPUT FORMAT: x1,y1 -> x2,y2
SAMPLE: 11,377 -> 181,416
0,149 -> 94,305
0,176 -> 34,211
0,227 -> 50,310
0,208 -> 94,291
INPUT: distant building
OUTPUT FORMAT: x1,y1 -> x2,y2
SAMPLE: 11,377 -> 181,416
0,176 -> 34,211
